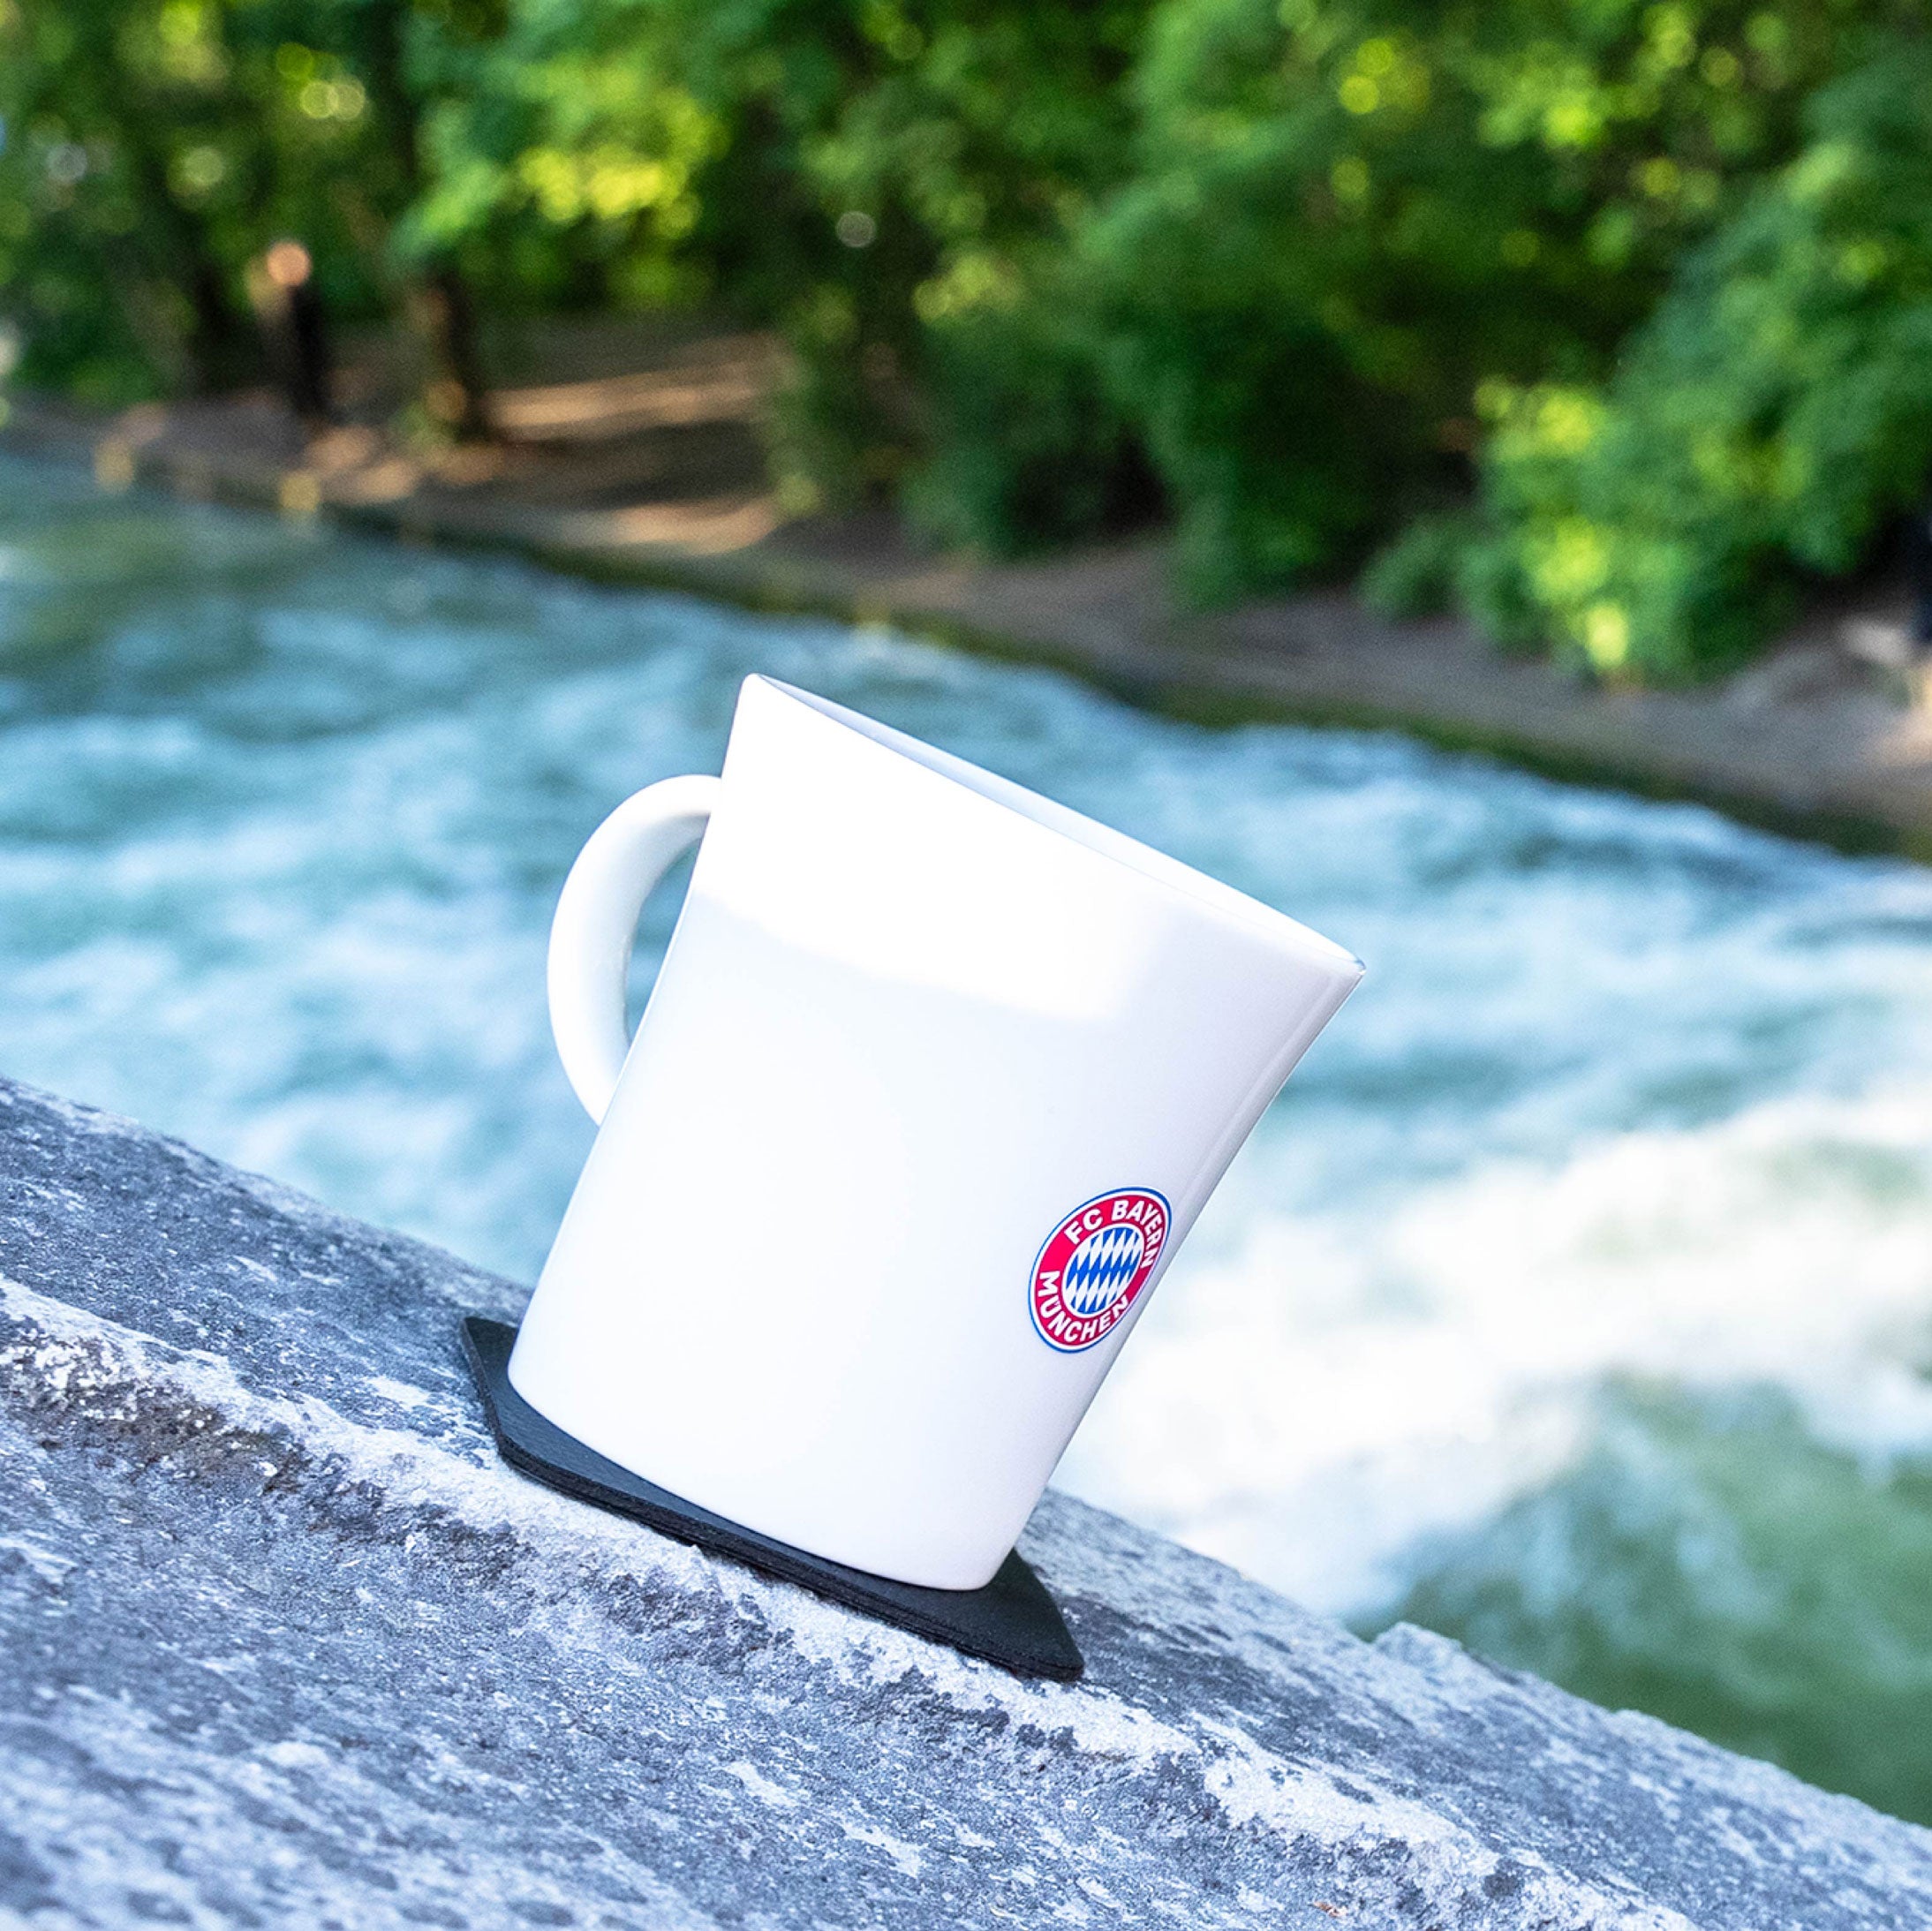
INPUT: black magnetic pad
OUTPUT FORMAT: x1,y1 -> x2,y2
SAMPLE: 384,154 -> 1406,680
460,1317 -> 1083,1682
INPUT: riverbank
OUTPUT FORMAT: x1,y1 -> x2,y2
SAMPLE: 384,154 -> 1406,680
6,331 -> 1929,856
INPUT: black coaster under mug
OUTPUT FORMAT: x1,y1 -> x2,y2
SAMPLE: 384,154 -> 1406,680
461,1316 -> 1084,1682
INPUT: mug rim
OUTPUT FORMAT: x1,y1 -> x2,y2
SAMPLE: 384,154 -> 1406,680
751,676 -> 1363,979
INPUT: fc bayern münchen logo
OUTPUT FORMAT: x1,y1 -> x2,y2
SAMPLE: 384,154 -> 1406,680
1030,1188 -> 1171,1353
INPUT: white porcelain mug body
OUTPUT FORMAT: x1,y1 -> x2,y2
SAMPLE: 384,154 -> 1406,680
509,676 -> 1362,1589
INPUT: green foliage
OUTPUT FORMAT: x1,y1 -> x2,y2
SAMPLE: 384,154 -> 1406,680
1076,0 -> 1917,602
402,0 -> 716,309
675,0 -> 1156,523
1358,510 -> 1477,619
7,0 -> 1932,674
0,0 -> 486,402
0,0 -> 262,400
903,298 -> 1158,554
1468,47 -> 1932,677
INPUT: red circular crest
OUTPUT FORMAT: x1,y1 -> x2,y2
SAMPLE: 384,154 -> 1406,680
1029,1188 -> 1172,1354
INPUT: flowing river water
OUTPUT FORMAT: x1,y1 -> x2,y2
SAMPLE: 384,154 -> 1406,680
4,456 -> 1932,1822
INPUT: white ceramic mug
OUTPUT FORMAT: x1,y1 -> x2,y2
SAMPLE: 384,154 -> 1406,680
510,676 -> 1362,1590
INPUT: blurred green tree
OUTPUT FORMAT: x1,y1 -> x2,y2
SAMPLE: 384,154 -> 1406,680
1073,0 -> 1922,602
0,0 -> 272,400
0,0 -> 506,422
6,0 -> 1932,674
404,0 -> 1155,517
1466,44 -> 1932,678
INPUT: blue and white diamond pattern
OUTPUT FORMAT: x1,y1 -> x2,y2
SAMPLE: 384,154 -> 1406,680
1060,1222 -> 1145,1317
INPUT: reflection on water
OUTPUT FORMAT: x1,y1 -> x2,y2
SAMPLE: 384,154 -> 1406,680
4,457 -> 1932,1819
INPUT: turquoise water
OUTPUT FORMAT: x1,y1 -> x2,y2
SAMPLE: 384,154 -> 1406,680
4,457 -> 1932,1821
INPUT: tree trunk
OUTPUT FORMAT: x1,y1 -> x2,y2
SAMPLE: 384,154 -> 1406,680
360,0 -> 495,441
418,268 -> 493,441
183,257 -> 258,396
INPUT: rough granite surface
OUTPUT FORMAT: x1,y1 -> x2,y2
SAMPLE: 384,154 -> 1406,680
3,1075 -> 1930,1931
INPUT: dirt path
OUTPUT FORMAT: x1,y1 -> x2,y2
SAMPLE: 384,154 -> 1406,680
6,326 -> 1928,857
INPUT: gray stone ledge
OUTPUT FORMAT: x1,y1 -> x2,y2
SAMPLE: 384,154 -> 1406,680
3,1073 -> 1928,1929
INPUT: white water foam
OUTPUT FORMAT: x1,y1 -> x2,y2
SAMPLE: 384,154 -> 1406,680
1067,1083 -> 1932,1610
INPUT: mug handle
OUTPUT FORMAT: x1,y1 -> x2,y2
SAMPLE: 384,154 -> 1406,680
547,774 -> 724,1123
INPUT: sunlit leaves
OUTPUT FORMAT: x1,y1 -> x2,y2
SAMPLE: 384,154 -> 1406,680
4,0 -> 1930,679
1468,46 -> 1932,675
1068,0 -> 1926,611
